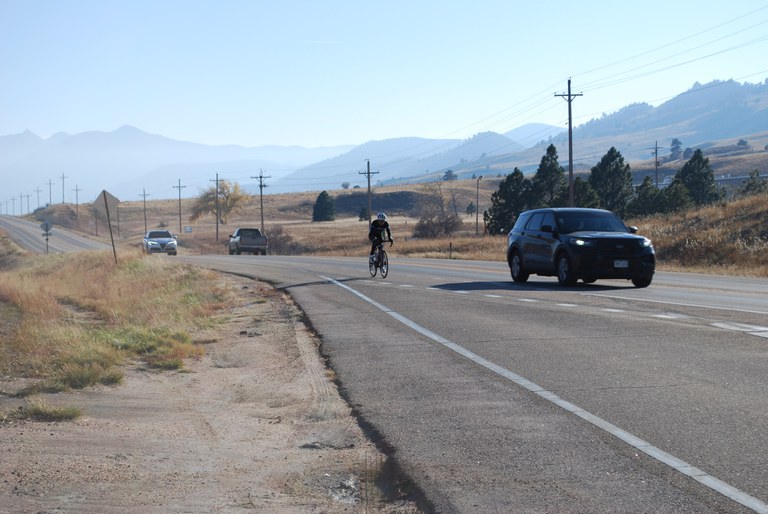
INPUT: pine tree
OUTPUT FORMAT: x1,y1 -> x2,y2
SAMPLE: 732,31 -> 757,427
530,144 -> 567,208
588,147 -> 634,216
487,168 -> 529,234
674,149 -> 723,206
312,191 -> 335,222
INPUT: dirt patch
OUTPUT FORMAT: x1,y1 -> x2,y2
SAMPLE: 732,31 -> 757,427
0,275 -> 420,513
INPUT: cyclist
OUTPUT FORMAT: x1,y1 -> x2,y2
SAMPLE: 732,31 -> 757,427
369,212 -> 393,265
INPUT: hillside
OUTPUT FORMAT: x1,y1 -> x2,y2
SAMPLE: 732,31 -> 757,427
2,79 -> 766,206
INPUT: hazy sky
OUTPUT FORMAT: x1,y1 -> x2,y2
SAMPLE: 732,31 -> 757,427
2,0 -> 767,148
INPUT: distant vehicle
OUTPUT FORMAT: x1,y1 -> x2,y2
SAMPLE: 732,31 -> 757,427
228,228 -> 268,255
142,230 -> 178,256
506,208 -> 655,287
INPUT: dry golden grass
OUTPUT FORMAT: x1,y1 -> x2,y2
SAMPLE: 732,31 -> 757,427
631,192 -> 768,277
0,243 -> 231,396
9,396 -> 83,422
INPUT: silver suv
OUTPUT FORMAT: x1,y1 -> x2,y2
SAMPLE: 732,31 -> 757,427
142,230 -> 178,256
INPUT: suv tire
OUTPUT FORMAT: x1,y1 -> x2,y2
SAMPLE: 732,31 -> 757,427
509,251 -> 529,283
557,253 -> 577,286
632,276 -> 653,288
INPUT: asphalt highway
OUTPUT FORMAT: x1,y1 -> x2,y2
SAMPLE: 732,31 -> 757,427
184,254 -> 768,513
0,215 -> 110,253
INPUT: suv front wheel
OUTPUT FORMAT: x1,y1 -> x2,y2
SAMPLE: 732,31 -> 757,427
509,251 -> 529,283
557,253 -> 577,286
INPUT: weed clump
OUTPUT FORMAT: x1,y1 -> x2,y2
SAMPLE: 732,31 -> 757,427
8,397 -> 83,422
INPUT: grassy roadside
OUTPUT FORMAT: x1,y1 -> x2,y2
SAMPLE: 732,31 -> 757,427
0,236 -> 231,414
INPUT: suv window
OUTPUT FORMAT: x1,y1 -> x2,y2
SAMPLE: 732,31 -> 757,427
557,212 -> 628,234
512,212 -> 531,231
525,213 -> 545,231
540,213 -> 556,232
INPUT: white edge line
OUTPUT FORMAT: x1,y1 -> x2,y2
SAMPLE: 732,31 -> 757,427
322,276 -> 768,514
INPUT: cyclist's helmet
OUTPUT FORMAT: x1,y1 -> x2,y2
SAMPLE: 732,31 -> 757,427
376,212 -> 387,220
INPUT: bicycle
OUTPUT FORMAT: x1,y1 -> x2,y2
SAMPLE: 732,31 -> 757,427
369,239 -> 393,278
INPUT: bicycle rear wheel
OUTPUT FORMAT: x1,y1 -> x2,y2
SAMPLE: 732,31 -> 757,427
369,253 -> 377,277
379,250 -> 389,278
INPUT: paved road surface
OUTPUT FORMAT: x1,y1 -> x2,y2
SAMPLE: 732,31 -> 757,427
0,215 -> 110,253
184,254 -> 768,513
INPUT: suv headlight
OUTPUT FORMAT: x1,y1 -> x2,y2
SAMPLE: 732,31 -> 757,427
569,237 -> 595,247
640,237 -> 652,248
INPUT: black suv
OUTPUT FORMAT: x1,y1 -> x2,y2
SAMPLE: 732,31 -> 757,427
506,208 -> 655,287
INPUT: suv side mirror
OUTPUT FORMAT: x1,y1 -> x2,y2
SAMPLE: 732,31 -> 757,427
627,226 -> 638,234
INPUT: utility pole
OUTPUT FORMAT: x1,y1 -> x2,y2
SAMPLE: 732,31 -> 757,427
649,140 -> 661,188
555,79 -> 582,207
34,187 -> 42,210
173,179 -> 186,232
251,169 -> 271,234
475,175 -> 484,236
359,160 -> 379,225
140,189 -> 150,233
47,179 -> 54,207
10,197 -> 15,216
60,173 -> 68,203
24,194 -> 30,215
19,193 -> 23,215
211,174 -> 221,241
72,185 -> 82,218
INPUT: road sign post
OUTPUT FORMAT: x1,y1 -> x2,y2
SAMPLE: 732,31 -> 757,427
40,220 -> 53,254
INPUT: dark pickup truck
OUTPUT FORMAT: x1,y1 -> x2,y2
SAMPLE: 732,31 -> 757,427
228,228 -> 268,255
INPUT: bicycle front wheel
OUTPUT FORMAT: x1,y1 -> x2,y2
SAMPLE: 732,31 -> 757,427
369,255 -> 377,277
379,251 -> 389,278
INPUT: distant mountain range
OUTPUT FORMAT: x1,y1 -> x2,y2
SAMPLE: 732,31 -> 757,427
1,79 -> 766,206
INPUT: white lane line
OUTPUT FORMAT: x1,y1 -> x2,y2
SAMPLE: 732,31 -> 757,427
602,308 -> 625,313
517,298 -> 538,303
653,314 -> 687,319
484,294 -> 503,298
322,276 -> 768,514
711,322 -> 768,340
556,303 -> 577,307
711,322 -> 768,332
585,293 -> 768,316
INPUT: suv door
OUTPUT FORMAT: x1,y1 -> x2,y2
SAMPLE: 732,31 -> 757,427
519,212 -> 546,271
536,212 -> 559,272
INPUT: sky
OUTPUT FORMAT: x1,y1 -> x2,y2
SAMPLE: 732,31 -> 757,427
1,0 -> 767,148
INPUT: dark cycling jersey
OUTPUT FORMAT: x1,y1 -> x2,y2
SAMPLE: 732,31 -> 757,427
369,219 -> 391,241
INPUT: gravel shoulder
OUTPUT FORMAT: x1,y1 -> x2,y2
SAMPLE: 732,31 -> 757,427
0,274 -> 418,513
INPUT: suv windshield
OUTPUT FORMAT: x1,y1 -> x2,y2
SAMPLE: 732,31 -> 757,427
148,231 -> 172,238
556,212 -> 628,234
